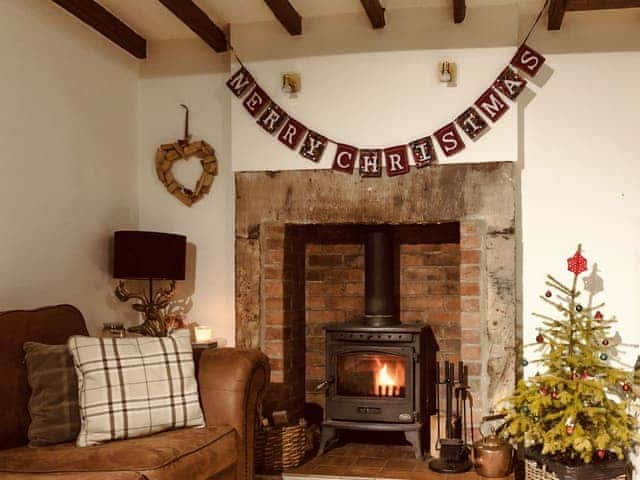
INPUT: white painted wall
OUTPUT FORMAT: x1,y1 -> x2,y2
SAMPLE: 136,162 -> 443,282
136,45 -> 234,345
521,51 -> 640,369
0,0 -> 139,332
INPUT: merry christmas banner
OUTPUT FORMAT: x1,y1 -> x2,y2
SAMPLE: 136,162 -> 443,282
227,44 -> 546,178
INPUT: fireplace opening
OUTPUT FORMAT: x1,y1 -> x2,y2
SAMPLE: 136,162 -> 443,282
259,221 -> 485,459
337,352 -> 407,398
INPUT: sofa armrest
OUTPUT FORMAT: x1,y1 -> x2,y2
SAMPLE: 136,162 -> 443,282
198,348 -> 270,480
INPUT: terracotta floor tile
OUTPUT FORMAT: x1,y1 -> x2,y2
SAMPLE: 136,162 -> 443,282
354,456 -> 387,468
311,464 -> 354,476
384,458 -> 419,471
360,445 -> 394,458
379,468 -> 417,479
347,465 -> 385,476
324,445 -> 351,456
413,460 -> 432,471
407,469 -> 448,479
318,455 -> 356,466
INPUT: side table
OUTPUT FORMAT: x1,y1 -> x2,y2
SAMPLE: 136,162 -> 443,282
192,340 -> 218,375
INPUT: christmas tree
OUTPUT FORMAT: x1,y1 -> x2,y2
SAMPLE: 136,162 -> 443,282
503,245 -> 638,463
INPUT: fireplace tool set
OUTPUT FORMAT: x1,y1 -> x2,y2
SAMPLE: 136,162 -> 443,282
429,360 -> 474,474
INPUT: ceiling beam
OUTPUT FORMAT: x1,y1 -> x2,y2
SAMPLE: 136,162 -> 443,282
566,0 -> 640,10
549,0 -> 640,30
548,0 -> 567,30
157,0 -> 228,52
51,0 -> 146,59
360,0 -> 386,29
264,0 -> 302,35
453,0 -> 466,23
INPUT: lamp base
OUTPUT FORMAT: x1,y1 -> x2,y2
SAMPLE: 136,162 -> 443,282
127,316 -> 165,337
115,279 -> 177,337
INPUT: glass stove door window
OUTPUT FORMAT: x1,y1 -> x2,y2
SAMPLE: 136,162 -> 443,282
336,352 -> 407,397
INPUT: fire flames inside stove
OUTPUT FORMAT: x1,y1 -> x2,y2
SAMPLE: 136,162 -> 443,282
337,353 -> 406,398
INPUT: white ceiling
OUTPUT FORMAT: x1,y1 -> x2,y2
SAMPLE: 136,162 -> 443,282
98,0 -> 540,41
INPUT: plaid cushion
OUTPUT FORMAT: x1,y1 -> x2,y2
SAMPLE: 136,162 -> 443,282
23,342 -> 81,446
67,330 -> 204,447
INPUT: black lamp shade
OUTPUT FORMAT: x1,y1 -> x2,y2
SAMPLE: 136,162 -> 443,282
113,231 -> 186,280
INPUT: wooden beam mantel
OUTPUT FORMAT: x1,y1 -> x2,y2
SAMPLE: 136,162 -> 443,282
549,0 -> 640,30
51,0 -> 146,58
157,0 -> 228,52
453,0 -> 466,23
264,0 -> 302,35
360,0 -> 386,29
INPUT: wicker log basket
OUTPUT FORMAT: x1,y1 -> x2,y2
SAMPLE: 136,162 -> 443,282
525,448 -> 631,480
255,418 -> 311,473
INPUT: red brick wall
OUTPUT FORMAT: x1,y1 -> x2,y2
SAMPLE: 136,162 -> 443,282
261,224 -> 306,417
305,243 -> 365,408
399,242 -> 461,360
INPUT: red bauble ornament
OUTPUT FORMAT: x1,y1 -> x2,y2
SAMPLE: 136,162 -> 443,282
597,449 -> 606,460
540,386 -> 549,395
566,425 -> 575,435
571,371 -> 578,380
582,371 -> 589,379
536,334 -> 544,343
623,383 -> 631,392
602,339 -> 609,346
595,311 -> 603,320
545,290 -> 552,298
551,391 -> 559,399
567,250 -> 588,275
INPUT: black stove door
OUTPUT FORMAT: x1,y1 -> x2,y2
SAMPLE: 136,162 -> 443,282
326,345 -> 415,423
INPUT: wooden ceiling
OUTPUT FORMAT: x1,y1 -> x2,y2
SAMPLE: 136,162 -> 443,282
50,0 -> 640,59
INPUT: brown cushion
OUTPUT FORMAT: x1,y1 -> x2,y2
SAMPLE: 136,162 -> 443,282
23,342 -> 80,446
0,426 -> 238,480
0,305 -> 88,451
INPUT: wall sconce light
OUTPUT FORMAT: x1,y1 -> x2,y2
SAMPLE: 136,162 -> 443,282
282,73 -> 301,94
439,61 -> 457,85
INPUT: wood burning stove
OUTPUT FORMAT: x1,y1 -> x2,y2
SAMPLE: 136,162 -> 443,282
316,228 -> 438,460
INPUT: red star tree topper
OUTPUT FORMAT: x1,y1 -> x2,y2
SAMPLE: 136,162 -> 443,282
567,247 -> 588,275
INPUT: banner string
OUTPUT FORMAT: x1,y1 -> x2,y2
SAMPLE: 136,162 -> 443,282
522,0 -> 550,46
227,1 -> 550,150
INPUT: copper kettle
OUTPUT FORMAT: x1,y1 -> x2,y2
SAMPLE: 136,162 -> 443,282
473,415 -> 514,478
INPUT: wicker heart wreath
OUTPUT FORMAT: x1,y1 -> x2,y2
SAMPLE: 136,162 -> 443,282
155,140 -> 218,206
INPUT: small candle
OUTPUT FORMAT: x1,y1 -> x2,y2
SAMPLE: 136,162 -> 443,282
194,326 -> 213,343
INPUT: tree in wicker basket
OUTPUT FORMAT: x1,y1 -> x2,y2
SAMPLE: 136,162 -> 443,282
502,246 -> 638,478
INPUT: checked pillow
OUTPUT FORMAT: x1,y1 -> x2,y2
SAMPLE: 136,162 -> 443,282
67,330 -> 204,447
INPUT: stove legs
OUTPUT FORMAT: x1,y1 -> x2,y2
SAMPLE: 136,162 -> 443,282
404,430 -> 424,460
317,421 -> 423,460
317,425 -> 337,457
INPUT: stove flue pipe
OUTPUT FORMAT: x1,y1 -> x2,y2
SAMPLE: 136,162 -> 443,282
364,227 -> 399,327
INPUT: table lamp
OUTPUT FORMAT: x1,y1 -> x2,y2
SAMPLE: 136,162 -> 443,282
113,230 -> 186,336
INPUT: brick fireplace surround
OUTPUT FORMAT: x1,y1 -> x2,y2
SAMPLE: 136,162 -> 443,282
235,162 -> 517,432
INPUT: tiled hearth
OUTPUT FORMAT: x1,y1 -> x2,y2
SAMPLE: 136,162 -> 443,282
236,163 -> 518,462
279,442 -> 514,480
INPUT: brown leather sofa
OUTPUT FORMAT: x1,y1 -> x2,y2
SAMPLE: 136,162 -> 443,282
0,305 -> 270,480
